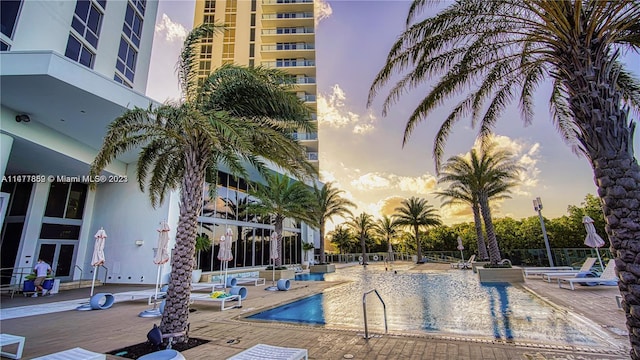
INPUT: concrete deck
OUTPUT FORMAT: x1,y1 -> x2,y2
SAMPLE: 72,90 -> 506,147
0,262 -> 629,359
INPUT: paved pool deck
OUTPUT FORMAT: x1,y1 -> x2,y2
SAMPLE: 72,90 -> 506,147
0,262 -> 629,359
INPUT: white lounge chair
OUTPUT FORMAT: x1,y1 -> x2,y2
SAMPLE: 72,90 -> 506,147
558,259 -> 618,290
523,257 -> 596,278
32,347 -> 105,360
189,292 -> 242,311
0,334 -> 25,359
227,344 -> 308,360
539,257 -> 597,282
451,255 -> 475,269
235,277 -> 266,286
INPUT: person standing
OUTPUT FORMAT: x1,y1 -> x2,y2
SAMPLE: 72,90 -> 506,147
32,258 -> 52,297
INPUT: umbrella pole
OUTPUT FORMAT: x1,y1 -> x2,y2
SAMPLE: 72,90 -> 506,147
90,266 -> 98,297
460,250 -> 464,262
595,248 -> 604,272
153,264 -> 162,307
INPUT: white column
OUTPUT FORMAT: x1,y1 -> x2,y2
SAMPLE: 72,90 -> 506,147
0,133 -> 14,182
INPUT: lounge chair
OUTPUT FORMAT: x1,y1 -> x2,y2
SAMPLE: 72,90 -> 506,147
32,347 -> 105,360
227,344 -> 308,360
523,257 -> 595,278
558,259 -> 618,290
235,277 -> 266,286
451,254 -> 475,269
0,334 -> 25,359
540,257 -> 597,282
189,292 -> 242,311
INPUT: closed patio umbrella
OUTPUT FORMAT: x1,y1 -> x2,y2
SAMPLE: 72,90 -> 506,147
140,220 -> 171,317
217,228 -> 233,289
583,216 -> 605,271
266,231 -> 279,291
90,228 -> 107,296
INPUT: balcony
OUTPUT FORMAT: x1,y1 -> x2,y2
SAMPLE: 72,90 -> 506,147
262,0 -> 313,12
298,94 -> 316,102
306,152 -> 319,161
262,60 -> 315,76
261,27 -> 314,43
261,43 -> 315,59
292,132 -> 318,141
262,12 -> 314,27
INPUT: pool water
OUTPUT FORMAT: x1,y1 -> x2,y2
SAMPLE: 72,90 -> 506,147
249,265 -> 614,347
294,273 -> 325,281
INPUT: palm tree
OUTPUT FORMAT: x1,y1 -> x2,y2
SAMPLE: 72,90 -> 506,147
436,143 -> 522,263
347,213 -> 375,265
373,215 -> 400,261
311,182 -> 355,264
90,24 -> 316,341
394,197 -> 442,264
368,1 -> 640,352
328,225 -> 354,254
247,173 -> 315,267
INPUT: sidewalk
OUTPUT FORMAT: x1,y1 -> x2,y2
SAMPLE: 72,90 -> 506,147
0,263 -> 630,359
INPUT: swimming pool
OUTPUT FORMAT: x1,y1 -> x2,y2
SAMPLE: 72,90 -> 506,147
294,273 -> 325,281
249,264 -> 616,347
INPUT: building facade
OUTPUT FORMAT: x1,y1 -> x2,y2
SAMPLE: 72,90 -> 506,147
0,0 -> 170,285
0,0 -> 318,287
191,0 -> 321,273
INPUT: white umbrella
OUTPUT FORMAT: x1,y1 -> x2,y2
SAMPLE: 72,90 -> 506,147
140,220 -> 171,317
90,228 -> 107,296
457,236 -> 465,262
217,228 -> 233,289
266,231 -> 279,290
583,216 -> 605,271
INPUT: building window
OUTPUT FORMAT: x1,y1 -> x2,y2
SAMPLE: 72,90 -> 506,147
222,43 -> 234,58
65,34 -> 95,68
116,37 -> 137,82
251,0 -> 256,12
249,28 -> 255,42
114,73 -> 132,88
131,0 -> 145,15
249,43 -> 254,58
122,3 -> 143,47
203,14 -> 215,24
204,0 -> 216,12
71,0 -> 104,48
200,44 -> 212,59
1,40 -> 9,51
250,14 -> 255,27
1,0 -> 23,38
44,182 -> 88,220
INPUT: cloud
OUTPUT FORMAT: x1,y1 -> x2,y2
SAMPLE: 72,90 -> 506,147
350,172 -> 438,194
155,14 -> 188,43
318,84 -> 377,134
315,0 -> 333,25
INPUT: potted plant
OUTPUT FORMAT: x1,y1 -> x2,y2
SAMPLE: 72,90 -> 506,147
302,242 -> 315,269
192,233 -> 212,283
23,273 -> 55,293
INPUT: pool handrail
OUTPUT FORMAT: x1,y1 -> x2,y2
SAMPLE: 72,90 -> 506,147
362,289 -> 388,339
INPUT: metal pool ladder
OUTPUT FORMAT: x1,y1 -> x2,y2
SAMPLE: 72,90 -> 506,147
362,289 -> 388,339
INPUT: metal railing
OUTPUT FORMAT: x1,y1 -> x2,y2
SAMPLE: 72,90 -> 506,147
99,265 -> 109,284
362,289 -> 388,339
74,265 -> 83,288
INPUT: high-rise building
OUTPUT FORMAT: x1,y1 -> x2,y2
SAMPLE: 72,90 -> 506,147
0,0 -> 167,285
193,0 -> 319,171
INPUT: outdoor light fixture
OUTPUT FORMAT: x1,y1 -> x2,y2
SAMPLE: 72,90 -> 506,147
533,197 -> 554,267
15,114 -> 30,123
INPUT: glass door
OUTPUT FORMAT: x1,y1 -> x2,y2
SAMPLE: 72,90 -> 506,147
36,242 -> 76,281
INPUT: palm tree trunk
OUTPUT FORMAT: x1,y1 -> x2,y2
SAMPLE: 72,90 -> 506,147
472,202 -> 489,260
319,219 -> 326,264
479,193 -> 500,264
564,55 -> 640,359
415,225 -> 423,264
360,234 -> 367,265
160,148 -> 207,341
275,218 -> 283,267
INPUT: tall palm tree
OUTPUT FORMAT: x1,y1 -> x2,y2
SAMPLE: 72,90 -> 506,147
347,213 -> 375,265
90,24 -> 315,341
373,215 -> 400,261
247,173 -> 315,267
328,225 -> 354,254
311,182 -> 355,264
436,143 -> 522,262
368,1 -> 640,352
394,197 -> 442,263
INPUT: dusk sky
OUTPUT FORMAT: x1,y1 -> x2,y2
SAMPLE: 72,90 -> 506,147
146,0 -> 640,228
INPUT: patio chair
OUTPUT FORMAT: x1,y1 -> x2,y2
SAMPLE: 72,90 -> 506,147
558,259 -> 618,290
539,257 -> 598,282
227,344 -> 308,360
